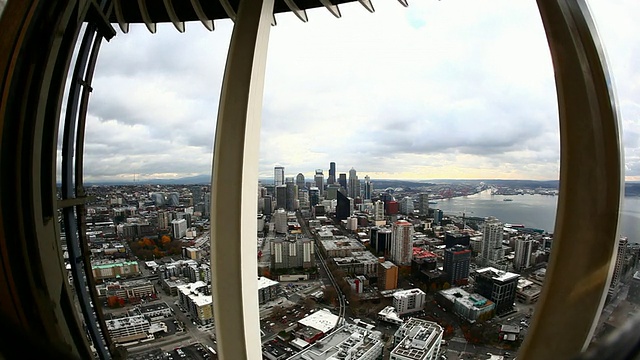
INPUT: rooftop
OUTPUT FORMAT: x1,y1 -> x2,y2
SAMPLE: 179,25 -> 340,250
92,260 -> 139,269
298,309 -> 340,334
321,239 -> 366,252
257,276 -> 279,290
475,267 -> 519,282
394,288 -> 426,299
106,315 -> 149,330
392,318 -> 443,360
288,323 -> 383,360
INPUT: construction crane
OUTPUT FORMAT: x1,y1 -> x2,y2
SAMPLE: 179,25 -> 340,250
446,209 -> 474,230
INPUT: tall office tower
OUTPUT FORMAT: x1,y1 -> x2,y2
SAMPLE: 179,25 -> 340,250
363,175 -> 373,200
309,187 -> 320,207
338,173 -> 347,190
481,217 -> 504,266
274,209 -> 288,234
328,162 -> 336,184
399,196 -> 414,215
417,193 -> 430,215
190,186 -> 203,203
391,220 -> 413,265
374,200 -> 385,221
444,245 -> 472,285
433,209 -> 443,225
473,267 -> 519,315
262,195 -> 273,215
275,185 -> 287,209
168,192 -> 180,206
611,237 -> 629,290
444,231 -> 471,248
295,173 -> 305,190
370,226 -> 392,254
151,192 -> 165,207
325,184 -> 340,200
171,219 -> 187,239
274,166 -> 284,186
336,191 -> 350,221
348,168 -> 360,198
285,177 -> 298,211
203,192 -> 210,218
157,210 -> 171,230
314,169 -> 324,195
514,236 -> 534,271
298,189 -> 309,210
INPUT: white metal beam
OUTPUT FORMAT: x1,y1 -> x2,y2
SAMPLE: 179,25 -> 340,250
210,0 -> 274,359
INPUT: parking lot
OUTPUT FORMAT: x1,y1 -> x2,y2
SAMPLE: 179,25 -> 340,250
131,343 -> 215,360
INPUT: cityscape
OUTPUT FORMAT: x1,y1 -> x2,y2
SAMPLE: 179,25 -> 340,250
2,1 -> 639,359
69,163 -> 639,360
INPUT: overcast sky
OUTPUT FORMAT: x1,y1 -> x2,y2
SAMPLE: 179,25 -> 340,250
80,0 -> 639,183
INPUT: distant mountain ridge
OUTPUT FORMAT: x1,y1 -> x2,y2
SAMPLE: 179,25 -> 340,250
82,175 -> 640,196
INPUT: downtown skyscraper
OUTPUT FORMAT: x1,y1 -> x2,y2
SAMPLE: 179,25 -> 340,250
481,217 -> 504,267
363,175 -> 373,200
348,167 -> 360,199
274,166 -> 284,186
314,169 -> 324,195
328,162 -> 336,185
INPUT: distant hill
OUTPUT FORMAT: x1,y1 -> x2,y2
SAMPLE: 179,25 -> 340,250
81,174 -> 640,197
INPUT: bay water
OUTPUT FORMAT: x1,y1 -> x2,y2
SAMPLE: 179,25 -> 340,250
433,190 -> 640,243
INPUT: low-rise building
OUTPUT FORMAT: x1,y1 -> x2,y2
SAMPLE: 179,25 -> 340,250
391,318 -> 443,360
96,279 -> 156,302
473,267 -> 519,315
106,315 -> 150,343
296,309 -> 339,343
319,237 -> 366,258
516,278 -> 542,304
138,302 -> 172,321
258,276 -> 279,304
177,281 -> 213,325
393,288 -> 426,315
333,251 -> 379,277
378,306 -> 403,325
378,260 -> 399,291
436,288 -> 495,323
288,323 -> 384,360
91,260 -> 140,281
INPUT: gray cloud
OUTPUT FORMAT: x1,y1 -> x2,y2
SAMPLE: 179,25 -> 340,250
76,0 -> 639,182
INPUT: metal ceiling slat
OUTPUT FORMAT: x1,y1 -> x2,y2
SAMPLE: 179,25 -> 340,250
163,0 -> 185,32
190,0 -> 214,31
319,0 -> 341,18
358,0 -> 374,13
113,0 -> 129,33
137,0 -> 157,33
283,0 -> 308,22
219,0 -> 237,23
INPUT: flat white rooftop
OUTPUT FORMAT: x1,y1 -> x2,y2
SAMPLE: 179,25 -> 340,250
298,309 -> 339,334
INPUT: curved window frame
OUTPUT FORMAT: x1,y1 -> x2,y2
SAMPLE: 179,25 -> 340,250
0,1 -> 624,359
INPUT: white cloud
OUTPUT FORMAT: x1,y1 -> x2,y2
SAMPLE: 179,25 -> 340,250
80,0 -> 639,182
